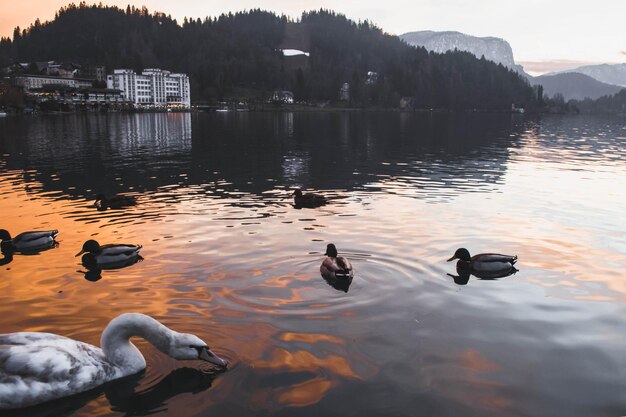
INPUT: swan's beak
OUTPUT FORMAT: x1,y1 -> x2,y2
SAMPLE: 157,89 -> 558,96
75,249 -> 86,257
446,255 -> 457,262
199,347 -> 228,368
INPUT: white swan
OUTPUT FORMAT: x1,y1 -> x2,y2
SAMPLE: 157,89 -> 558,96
0,313 -> 227,410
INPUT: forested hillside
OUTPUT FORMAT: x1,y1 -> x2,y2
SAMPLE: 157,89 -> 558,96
0,3 -> 538,109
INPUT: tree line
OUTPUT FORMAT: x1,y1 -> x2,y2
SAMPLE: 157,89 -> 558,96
0,3 -> 539,109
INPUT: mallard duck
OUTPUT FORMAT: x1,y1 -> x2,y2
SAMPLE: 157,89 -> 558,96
320,243 -> 353,279
0,313 -> 227,410
0,229 -> 59,252
293,189 -> 327,208
94,194 -> 137,211
447,247 -> 517,273
75,240 -> 142,265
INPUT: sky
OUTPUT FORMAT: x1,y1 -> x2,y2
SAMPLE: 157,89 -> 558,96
1,0 -> 624,74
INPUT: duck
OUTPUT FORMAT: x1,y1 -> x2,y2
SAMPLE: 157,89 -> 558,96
94,194 -> 137,211
447,247 -> 517,274
320,243 -> 353,280
75,240 -> 142,265
0,313 -> 227,410
293,189 -> 327,208
0,229 -> 59,252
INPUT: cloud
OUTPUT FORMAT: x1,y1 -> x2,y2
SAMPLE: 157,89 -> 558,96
621,50 -> 626,56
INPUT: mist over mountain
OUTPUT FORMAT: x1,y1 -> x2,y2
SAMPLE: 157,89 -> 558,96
0,4 -> 538,110
533,72 -> 623,101
549,63 -> 626,87
400,30 -> 526,74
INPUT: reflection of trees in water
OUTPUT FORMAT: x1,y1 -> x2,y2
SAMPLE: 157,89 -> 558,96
0,112 -> 540,202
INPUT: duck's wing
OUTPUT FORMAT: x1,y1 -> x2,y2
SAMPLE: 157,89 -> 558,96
472,253 -> 517,264
0,332 -> 119,409
100,244 -> 142,256
336,256 -> 352,272
13,230 -> 59,244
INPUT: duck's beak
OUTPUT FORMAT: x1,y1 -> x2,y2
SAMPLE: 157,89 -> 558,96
447,255 -> 457,262
75,249 -> 86,257
199,346 -> 228,368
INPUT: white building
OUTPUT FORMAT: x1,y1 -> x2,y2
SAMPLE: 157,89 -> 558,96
106,68 -> 190,109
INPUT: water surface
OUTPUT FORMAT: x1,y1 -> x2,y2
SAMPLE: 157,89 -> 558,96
0,112 -> 625,417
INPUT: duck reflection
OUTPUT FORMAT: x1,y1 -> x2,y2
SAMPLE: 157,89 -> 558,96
0,250 -> 13,266
447,266 -> 518,285
0,367 -> 217,417
78,255 -> 143,282
321,274 -> 353,293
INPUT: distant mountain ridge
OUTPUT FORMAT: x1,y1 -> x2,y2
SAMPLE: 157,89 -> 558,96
532,72 -> 623,101
400,30 -> 525,74
549,63 -> 626,87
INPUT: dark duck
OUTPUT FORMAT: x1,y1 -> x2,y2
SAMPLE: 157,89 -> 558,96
293,189 -> 327,208
320,243 -> 353,279
94,194 -> 137,211
447,247 -> 517,275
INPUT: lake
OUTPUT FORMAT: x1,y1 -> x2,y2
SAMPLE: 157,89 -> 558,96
0,111 -> 625,417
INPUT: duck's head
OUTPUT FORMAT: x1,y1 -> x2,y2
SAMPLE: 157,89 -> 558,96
75,239 -> 101,257
293,189 -> 303,197
169,332 -> 228,368
447,248 -> 471,262
325,243 -> 338,257
0,229 -> 11,242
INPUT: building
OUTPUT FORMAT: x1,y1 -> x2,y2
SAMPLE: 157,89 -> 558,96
15,74 -> 93,92
270,90 -> 294,104
107,68 -> 191,109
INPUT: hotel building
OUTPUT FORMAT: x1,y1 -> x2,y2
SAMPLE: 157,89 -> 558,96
106,68 -> 191,109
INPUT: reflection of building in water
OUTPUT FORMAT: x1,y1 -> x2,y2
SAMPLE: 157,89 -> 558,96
273,112 -> 295,138
282,153 -> 310,184
113,113 -> 192,152
107,68 -> 191,109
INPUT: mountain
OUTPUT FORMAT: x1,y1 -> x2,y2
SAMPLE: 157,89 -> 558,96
549,63 -> 626,87
0,4 -> 539,109
533,72 -> 623,101
400,30 -> 526,74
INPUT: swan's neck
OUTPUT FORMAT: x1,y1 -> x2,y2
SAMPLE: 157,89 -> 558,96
101,313 -> 175,375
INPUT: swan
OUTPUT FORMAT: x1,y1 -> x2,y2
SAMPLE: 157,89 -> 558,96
76,240 -> 142,265
0,313 -> 227,410
447,247 -> 517,273
0,229 -> 59,252
320,243 -> 353,279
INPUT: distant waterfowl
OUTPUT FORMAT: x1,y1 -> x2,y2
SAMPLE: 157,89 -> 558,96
293,189 -> 327,208
0,229 -> 59,252
447,248 -> 517,274
0,313 -> 227,410
320,243 -> 353,280
76,240 -> 142,265
94,194 -> 137,211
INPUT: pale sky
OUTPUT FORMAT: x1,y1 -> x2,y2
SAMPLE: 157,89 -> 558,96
1,0 -> 624,74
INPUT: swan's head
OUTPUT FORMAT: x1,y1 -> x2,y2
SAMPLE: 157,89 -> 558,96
76,240 -> 101,257
447,248 -> 471,262
170,333 -> 228,368
293,189 -> 303,197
